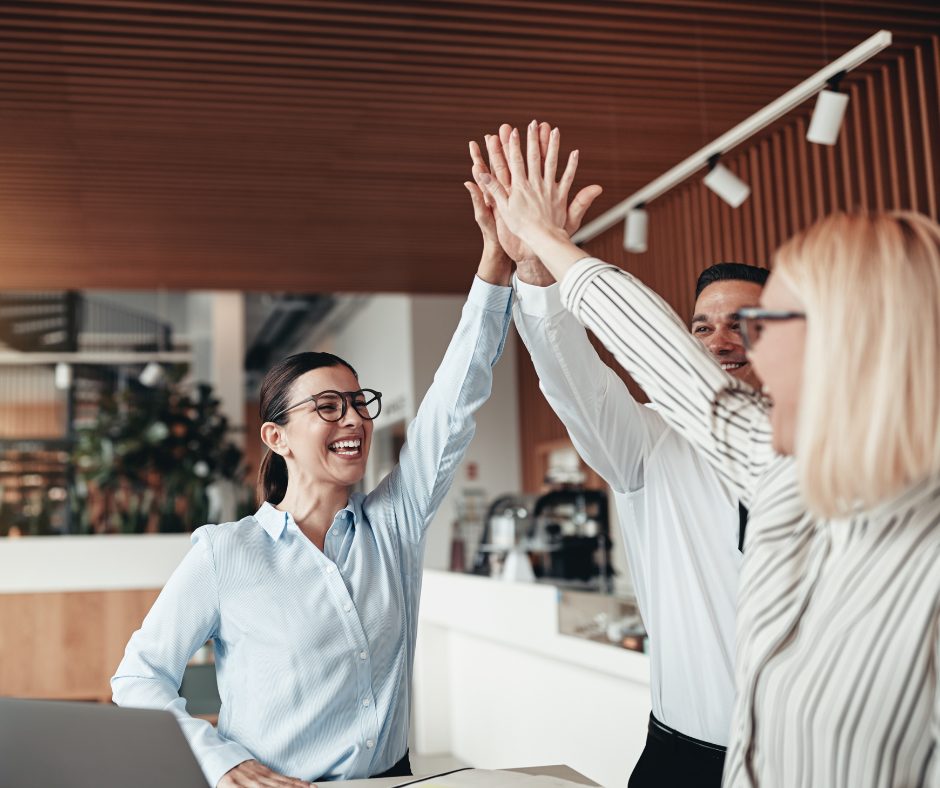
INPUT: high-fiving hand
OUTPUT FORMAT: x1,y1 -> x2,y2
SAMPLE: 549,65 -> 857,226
464,122 -> 602,285
469,121 -> 598,283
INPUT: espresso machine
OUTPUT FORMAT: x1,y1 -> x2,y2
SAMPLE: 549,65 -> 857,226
472,489 -> 613,591
529,487 -> 612,591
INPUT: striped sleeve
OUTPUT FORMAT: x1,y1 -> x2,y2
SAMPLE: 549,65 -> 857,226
928,609 -> 940,786
559,257 -> 775,506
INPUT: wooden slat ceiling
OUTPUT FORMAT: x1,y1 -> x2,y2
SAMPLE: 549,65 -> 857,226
0,1 -> 938,293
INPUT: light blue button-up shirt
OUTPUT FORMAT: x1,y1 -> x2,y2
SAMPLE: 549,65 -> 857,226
112,276 -> 512,786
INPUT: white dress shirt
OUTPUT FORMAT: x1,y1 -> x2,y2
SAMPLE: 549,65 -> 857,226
112,276 -> 513,787
559,257 -> 940,788
513,276 -> 742,746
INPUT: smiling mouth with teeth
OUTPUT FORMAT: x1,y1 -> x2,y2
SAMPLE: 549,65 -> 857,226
328,438 -> 362,457
721,362 -> 747,372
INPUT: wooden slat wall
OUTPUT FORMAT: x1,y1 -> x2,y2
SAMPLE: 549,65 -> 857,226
0,2 -> 938,292
517,37 -> 940,492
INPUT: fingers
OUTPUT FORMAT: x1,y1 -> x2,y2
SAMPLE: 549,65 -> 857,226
472,169 -> 510,214
498,123 -> 512,148
266,772 -> 310,787
505,127 -> 527,185
526,120 -> 541,186
538,121 -> 551,160
464,181 -> 495,229
564,184 -> 603,235
469,141 -> 494,207
464,179 -> 484,205
557,148 -> 580,201
543,126 -> 560,184
485,133 -> 511,189
468,140 -> 488,172
216,759 -> 312,788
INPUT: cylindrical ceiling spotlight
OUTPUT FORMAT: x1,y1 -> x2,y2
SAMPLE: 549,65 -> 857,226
703,154 -> 750,208
139,361 -> 165,388
624,204 -> 648,253
806,71 -> 849,145
54,362 -> 72,390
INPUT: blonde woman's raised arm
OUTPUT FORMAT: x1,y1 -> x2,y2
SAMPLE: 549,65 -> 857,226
474,122 -> 775,503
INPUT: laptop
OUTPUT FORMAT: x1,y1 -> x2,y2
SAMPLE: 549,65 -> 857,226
0,697 -> 210,788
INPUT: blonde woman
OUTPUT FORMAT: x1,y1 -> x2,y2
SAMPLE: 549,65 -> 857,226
474,121 -> 940,787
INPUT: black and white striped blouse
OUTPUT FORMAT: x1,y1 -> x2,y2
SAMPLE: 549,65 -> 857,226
559,258 -> 940,788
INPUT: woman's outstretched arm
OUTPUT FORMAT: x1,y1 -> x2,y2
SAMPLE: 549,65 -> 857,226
474,122 -> 775,503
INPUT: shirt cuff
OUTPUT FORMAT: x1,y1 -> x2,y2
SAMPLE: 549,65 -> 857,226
469,274 -> 514,313
558,257 -> 621,320
202,744 -> 256,788
511,273 -> 566,318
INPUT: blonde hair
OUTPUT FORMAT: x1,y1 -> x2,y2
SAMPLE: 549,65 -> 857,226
773,211 -> 940,518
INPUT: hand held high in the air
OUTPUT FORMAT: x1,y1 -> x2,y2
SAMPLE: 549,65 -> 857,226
468,121 -> 601,284
468,138 -> 533,265
472,122 -> 598,281
463,175 -> 513,286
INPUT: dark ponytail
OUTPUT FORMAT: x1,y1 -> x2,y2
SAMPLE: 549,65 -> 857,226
258,450 -> 290,507
258,351 -> 358,505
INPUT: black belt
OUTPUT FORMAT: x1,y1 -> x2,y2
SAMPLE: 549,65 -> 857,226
372,749 -> 413,778
647,714 -> 727,757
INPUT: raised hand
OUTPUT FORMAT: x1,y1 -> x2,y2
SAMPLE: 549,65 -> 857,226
463,174 -> 513,286
468,138 -> 535,265
473,122 -> 565,240
492,123 -> 602,285
490,123 -> 601,238
473,121 -> 596,281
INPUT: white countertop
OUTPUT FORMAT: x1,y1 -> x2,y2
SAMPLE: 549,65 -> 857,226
0,534 -> 192,593
0,538 -> 646,684
419,569 -> 648,682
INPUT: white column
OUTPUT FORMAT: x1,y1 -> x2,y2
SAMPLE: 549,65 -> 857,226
209,292 -> 246,447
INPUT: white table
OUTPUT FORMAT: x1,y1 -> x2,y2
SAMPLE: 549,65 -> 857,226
333,764 -> 598,786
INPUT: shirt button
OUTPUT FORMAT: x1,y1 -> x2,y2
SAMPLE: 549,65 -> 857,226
326,566 -> 335,574
359,650 -> 367,660
366,739 -> 375,749
362,698 -> 371,707
344,602 -> 352,612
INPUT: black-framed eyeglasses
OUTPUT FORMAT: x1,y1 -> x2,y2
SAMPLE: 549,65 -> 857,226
270,389 -> 383,423
733,307 -> 806,351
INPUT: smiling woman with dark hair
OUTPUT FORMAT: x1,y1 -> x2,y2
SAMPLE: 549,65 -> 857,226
111,245 -> 514,787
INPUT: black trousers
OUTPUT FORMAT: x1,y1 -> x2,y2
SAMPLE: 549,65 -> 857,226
372,749 -> 413,778
628,714 -> 726,788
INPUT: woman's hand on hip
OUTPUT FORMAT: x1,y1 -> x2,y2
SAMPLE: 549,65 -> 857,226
217,759 -> 315,788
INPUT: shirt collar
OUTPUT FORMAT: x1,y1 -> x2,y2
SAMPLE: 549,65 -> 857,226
254,501 -> 289,540
254,498 -> 360,541
343,495 -> 362,528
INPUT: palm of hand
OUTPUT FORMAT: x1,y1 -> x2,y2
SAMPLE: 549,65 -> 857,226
494,209 -> 532,262
494,186 -> 566,261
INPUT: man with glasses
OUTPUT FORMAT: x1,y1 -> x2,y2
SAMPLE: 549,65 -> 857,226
512,259 -> 767,788
467,127 -> 767,787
